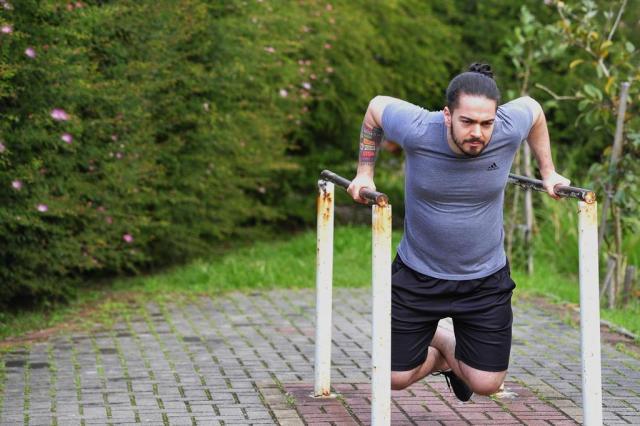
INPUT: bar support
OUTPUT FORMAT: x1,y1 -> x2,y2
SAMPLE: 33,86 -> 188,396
578,201 -> 603,425
371,204 -> 392,425
314,181 -> 334,397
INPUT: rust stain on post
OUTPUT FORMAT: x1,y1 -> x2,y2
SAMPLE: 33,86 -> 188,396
372,205 -> 392,233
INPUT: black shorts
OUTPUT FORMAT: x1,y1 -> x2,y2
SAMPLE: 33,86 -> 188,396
391,255 -> 516,372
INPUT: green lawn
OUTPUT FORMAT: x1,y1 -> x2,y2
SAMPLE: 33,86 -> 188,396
2,225 -> 638,343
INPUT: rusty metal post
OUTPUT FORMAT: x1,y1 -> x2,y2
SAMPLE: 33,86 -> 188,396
371,204 -> 392,425
314,180 -> 334,397
578,201 -> 603,425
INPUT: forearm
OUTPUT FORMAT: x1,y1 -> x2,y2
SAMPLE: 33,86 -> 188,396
526,106 -> 556,178
357,97 -> 392,177
357,118 -> 384,177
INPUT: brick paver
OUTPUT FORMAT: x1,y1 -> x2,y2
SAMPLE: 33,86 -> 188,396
1,288 -> 639,425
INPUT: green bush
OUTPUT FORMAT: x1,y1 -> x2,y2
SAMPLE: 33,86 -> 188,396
0,1 -> 470,307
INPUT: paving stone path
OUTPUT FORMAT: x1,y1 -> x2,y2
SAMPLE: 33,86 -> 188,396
1,288 -> 639,425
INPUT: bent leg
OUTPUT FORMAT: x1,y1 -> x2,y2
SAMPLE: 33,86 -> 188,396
391,346 -> 448,390
430,326 -> 506,395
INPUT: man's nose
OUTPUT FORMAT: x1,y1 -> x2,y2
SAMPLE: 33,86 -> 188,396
470,124 -> 482,138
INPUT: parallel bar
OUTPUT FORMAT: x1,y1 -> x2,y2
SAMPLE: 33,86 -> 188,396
578,201 -> 603,425
508,173 -> 596,204
320,169 -> 389,206
314,181 -> 335,397
371,204 -> 392,425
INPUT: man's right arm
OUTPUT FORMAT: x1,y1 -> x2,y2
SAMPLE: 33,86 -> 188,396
348,95 -> 402,203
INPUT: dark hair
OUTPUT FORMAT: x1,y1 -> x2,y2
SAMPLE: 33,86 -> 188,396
445,63 -> 501,111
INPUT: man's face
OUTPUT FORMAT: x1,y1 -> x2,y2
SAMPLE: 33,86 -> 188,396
444,94 -> 497,157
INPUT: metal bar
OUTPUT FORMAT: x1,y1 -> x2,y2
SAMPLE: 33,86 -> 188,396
320,169 -> 389,207
314,180 -> 334,397
371,204 -> 392,425
508,173 -> 596,204
578,201 -> 603,425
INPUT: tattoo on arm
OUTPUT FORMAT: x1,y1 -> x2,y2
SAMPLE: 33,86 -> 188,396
359,122 -> 384,166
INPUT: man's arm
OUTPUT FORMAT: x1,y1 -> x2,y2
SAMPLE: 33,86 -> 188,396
520,96 -> 570,199
347,96 -> 401,203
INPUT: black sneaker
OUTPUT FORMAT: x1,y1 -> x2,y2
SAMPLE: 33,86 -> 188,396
433,370 -> 473,402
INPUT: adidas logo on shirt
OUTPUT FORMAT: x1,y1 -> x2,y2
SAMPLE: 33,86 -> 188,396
487,162 -> 499,171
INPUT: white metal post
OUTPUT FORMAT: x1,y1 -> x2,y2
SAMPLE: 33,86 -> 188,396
578,201 -> 603,425
371,204 -> 392,425
314,181 -> 335,397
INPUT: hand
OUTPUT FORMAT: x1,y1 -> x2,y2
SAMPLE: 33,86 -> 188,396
542,170 -> 571,200
347,174 -> 376,204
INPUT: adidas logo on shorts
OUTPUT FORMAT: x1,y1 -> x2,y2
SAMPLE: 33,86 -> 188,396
487,162 -> 499,171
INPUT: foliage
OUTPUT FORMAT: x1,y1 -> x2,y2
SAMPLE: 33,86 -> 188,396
0,0 -> 467,307
502,1 -> 639,277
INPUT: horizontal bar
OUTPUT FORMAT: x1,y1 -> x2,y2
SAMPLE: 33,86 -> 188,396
320,170 -> 389,207
508,173 -> 596,204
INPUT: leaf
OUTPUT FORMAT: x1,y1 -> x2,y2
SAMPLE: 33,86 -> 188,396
583,83 -> 602,100
569,59 -> 584,69
604,76 -> 616,95
600,40 -> 613,51
625,41 -> 635,53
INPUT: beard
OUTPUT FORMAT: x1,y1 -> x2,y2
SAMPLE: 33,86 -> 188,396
450,124 -> 488,157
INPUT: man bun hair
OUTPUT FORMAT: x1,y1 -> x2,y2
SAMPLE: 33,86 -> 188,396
446,62 -> 501,111
468,62 -> 494,79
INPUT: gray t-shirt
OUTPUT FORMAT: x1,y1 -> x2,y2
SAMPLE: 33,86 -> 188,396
381,97 -> 534,280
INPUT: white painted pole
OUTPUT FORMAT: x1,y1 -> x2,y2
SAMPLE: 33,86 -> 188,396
578,201 -> 603,426
314,181 -> 335,397
371,204 -> 392,425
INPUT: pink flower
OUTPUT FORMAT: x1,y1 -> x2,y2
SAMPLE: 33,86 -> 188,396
301,82 -> 312,90
25,47 -> 36,58
37,204 -> 48,212
325,66 -> 334,73
105,216 -> 113,224
1,25 -> 12,34
2,2 -> 13,11
61,133 -> 73,144
279,89 -> 288,98
50,108 -> 70,121
0,141 -> 5,153
115,152 -> 123,159
324,43 -> 332,50
264,46 -> 276,53
122,233 -> 133,243
111,134 -> 118,141
11,180 -> 22,190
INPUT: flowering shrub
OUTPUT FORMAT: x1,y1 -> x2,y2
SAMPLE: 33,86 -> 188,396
0,0 -> 464,306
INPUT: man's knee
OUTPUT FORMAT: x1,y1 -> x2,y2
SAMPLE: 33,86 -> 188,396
465,371 -> 506,396
391,371 -> 414,390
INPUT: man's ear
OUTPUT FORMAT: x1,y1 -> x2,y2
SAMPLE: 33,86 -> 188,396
443,106 -> 451,127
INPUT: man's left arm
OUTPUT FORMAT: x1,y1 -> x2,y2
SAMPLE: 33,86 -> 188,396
520,96 -> 571,199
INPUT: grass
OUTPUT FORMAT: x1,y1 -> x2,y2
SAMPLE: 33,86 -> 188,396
1,224 -> 638,346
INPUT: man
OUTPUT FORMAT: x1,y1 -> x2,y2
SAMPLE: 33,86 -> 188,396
347,63 -> 570,401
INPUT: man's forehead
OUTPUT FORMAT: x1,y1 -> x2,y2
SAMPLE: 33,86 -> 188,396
454,94 -> 497,120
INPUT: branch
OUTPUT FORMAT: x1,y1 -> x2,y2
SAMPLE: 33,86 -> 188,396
608,0 -> 628,42
598,58 -> 611,78
534,83 -> 582,101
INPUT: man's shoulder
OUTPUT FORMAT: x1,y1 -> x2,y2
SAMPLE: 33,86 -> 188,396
495,97 -> 535,139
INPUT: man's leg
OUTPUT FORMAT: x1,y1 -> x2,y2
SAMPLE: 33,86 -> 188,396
430,326 -> 506,395
391,346 -> 449,390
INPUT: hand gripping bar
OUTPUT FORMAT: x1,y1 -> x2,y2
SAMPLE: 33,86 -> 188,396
320,170 -> 389,207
